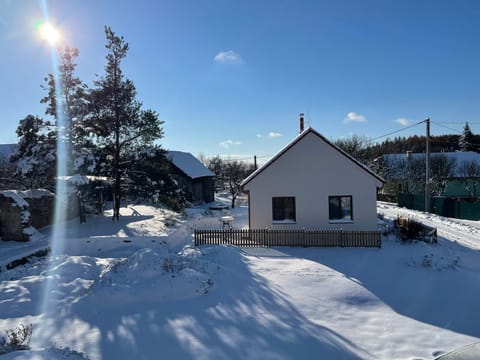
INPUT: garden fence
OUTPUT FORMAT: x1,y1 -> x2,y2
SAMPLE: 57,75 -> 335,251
194,229 -> 381,248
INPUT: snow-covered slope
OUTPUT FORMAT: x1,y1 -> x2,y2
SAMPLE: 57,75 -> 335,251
0,200 -> 479,359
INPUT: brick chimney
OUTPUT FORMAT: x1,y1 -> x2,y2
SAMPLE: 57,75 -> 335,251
299,113 -> 305,133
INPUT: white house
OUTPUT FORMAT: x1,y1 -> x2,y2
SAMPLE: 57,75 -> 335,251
241,127 -> 384,231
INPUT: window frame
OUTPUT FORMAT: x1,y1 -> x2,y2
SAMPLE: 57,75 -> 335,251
328,195 -> 353,223
272,196 -> 296,224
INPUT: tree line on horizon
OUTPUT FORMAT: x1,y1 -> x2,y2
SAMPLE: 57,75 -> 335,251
333,122 -> 480,166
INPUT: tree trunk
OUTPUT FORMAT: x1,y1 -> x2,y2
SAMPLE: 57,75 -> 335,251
113,76 -> 121,221
113,126 -> 121,221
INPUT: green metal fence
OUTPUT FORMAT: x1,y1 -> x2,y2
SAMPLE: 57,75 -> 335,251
398,194 -> 480,220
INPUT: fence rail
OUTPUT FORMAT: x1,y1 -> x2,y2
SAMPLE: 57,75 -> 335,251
194,229 -> 381,248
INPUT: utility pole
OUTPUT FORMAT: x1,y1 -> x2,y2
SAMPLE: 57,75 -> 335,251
425,117 -> 430,213
254,155 -> 257,170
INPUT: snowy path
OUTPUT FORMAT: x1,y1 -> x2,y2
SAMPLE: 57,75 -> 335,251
378,202 -> 480,250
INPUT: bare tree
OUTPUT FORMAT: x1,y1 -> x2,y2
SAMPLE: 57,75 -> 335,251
205,156 -> 255,207
224,161 -> 254,209
206,155 -> 226,191
334,135 -> 370,164
458,160 -> 480,197
394,157 -> 425,195
430,155 -> 457,196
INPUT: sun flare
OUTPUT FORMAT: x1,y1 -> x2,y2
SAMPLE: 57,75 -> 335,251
39,22 -> 60,46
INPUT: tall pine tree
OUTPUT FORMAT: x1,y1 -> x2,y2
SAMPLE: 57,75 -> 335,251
41,46 -> 91,174
89,26 -> 164,220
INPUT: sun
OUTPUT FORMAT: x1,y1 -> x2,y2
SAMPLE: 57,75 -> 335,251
39,22 -> 60,46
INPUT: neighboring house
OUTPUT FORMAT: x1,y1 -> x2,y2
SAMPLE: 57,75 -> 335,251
167,151 -> 215,204
381,151 -> 480,197
241,128 -> 384,231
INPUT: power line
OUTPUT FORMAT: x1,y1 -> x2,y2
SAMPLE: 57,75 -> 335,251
436,122 -> 480,125
208,119 -> 477,162
431,121 -> 462,134
219,154 -> 274,162
367,120 -> 425,143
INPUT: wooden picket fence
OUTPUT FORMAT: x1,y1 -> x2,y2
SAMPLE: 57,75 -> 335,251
194,229 -> 381,248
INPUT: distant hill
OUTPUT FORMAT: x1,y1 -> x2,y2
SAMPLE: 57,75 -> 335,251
0,144 -> 15,161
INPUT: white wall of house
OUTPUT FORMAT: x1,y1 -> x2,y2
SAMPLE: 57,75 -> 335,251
243,131 -> 383,231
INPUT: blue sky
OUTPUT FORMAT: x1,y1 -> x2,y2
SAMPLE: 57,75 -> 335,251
1,0 -> 480,161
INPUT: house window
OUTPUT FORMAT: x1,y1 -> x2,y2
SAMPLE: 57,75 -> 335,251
272,197 -> 296,223
329,196 -> 353,221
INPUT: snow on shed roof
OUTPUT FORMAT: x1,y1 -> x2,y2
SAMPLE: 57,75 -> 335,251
167,151 -> 214,179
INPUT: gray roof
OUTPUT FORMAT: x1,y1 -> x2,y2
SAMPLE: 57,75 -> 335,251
167,151 -> 214,179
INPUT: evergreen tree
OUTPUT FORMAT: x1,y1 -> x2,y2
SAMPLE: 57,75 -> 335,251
41,46 -> 91,174
127,147 -> 186,211
10,115 -> 56,189
459,122 -> 474,151
89,27 -> 164,220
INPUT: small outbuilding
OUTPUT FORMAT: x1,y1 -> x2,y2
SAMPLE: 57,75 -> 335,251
167,151 -> 215,204
241,127 -> 384,231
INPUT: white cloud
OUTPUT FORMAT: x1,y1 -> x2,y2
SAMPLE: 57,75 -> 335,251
256,132 -> 283,139
219,139 -> 242,149
344,112 -> 367,123
214,50 -> 243,64
395,118 -> 412,126
219,154 -> 251,160
268,132 -> 283,138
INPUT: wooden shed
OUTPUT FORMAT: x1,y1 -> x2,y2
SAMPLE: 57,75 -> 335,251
167,151 -> 215,204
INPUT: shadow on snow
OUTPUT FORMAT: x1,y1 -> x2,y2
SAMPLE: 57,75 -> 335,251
32,246 -> 367,360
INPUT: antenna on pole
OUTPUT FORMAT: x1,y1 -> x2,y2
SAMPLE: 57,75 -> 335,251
425,117 -> 430,213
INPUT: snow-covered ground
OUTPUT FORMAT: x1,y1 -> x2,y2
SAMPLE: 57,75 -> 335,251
1,197 -> 479,359
378,201 -> 480,250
